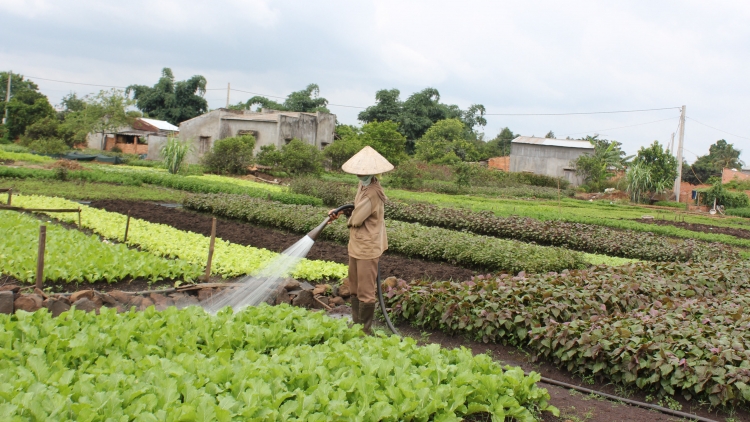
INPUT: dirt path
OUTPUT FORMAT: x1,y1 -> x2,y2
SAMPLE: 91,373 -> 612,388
397,324 -> 749,422
637,218 -> 750,240
88,200 -> 476,283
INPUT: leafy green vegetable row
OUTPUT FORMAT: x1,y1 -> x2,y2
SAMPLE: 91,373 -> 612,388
12,195 -> 347,281
184,193 -> 589,274
384,259 -> 750,407
1,211 -> 200,283
0,305 -> 556,421
0,149 -> 54,164
0,166 -> 320,206
383,201 -> 738,262
387,189 -> 750,248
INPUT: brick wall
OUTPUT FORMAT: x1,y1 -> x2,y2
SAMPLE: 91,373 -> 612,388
488,156 -> 510,171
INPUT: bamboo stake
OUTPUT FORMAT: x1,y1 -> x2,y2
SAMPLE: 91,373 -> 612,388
36,225 -> 46,290
204,218 -> 217,281
78,208 -> 81,228
557,179 -> 561,214
6,188 -> 11,205
124,210 -> 131,242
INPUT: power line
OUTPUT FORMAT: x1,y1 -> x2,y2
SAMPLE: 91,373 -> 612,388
18,74 -> 683,117
485,107 -> 681,116
564,117 -> 677,137
685,117 -> 750,141
24,75 -> 128,89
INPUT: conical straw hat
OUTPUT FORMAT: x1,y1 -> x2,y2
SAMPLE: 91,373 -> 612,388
341,146 -> 394,175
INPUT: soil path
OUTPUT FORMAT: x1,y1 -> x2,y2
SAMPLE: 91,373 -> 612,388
637,218 -> 750,240
88,200 -> 476,282
397,324 -> 749,422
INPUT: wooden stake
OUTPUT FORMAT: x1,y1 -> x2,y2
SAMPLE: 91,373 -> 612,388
78,208 -> 81,228
6,188 -> 11,205
557,179 -> 561,214
36,225 -> 46,290
124,210 -> 131,242
204,217 -> 217,281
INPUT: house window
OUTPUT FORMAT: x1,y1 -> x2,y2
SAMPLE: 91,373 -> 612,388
237,130 -> 257,138
284,138 -> 292,145
320,142 -> 330,149
199,136 -> 211,154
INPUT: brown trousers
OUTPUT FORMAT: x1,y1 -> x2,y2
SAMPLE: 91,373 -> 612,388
348,256 -> 379,304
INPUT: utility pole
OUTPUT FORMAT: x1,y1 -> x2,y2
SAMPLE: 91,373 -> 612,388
668,132 -> 675,154
673,105 -> 686,202
2,70 -> 11,125
225,82 -> 230,108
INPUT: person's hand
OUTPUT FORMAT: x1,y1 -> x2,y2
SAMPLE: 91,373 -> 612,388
327,209 -> 341,224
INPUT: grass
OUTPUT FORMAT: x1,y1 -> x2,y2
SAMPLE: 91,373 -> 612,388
0,149 -> 54,164
0,178 -> 185,202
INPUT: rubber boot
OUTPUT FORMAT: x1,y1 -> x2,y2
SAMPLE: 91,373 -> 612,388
359,302 -> 377,335
350,295 -> 360,324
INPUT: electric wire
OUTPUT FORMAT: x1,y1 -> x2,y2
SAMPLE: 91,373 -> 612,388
564,117 -> 678,137
686,117 -> 750,140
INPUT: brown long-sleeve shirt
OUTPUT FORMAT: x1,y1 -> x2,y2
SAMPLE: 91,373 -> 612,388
347,179 -> 388,259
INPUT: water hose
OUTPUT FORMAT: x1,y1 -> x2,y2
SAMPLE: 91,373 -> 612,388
377,262 -> 400,335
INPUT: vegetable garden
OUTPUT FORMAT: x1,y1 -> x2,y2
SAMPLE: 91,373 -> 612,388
2,162 -> 750,421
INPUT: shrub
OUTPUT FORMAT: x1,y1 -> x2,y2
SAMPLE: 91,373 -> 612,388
703,181 -> 750,209
202,134 -> 255,175
726,207 -> 750,218
324,136 -> 362,170
256,144 -> 283,169
160,136 -> 191,174
26,138 -> 69,155
21,116 -> 61,143
280,139 -> 324,175
386,160 -> 423,189
289,176 -> 354,207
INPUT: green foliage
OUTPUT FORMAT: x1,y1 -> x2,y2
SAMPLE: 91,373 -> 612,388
629,141 -> 677,200
201,134 -> 255,175
682,140 -> 745,185
483,127 -> 516,158
421,118 -> 466,142
0,305 -> 555,421
454,162 -> 479,188
0,210 -> 199,283
358,120 -> 409,165
126,68 -> 208,124
385,259 -> 750,407
0,149 -> 54,163
14,195 -> 344,280
26,138 -> 69,155
383,201 -> 736,262
653,201 -> 686,209
255,144 -> 284,169
415,119 -> 481,163
280,139 -> 324,175
3,89 -> 55,141
387,159 -> 423,190
703,181 -> 750,209
726,207 -> 750,218
574,136 -> 629,192
324,135 -> 362,170
21,116 -> 60,143
289,176 -> 354,207
0,167 -> 321,206
358,88 -> 486,147
243,83 -> 329,113
56,89 -> 137,147
0,178 -> 186,202
184,193 -> 588,273
161,136 -> 191,174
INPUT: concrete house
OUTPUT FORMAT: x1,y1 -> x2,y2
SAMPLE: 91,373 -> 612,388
86,118 -> 179,156
178,108 -> 336,163
509,136 -> 595,186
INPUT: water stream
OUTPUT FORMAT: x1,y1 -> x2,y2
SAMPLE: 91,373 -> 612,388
201,236 -> 316,313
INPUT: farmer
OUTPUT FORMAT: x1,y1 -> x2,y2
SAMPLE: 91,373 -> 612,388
328,146 -> 394,335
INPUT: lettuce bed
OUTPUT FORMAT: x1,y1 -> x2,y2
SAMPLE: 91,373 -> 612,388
0,305 -> 556,421
11,195 -> 347,282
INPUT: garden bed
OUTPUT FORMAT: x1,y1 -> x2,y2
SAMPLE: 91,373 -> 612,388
88,199 -> 476,282
637,217 -> 750,240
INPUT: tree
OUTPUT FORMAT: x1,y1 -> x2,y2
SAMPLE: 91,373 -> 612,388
415,119 -> 480,163
359,121 -> 409,165
483,127 -> 516,157
202,134 -> 255,175
421,118 -> 465,142
683,139 -> 744,185
1,73 -> 56,142
126,68 -> 208,124
324,136 -> 362,170
545,131 -> 555,138
280,139 -> 324,175
632,141 -> 678,189
243,84 -> 329,113
574,136 -> 629,192
358,87 -> 486,152
357,89 -> 402,123
256,145 -> 284,168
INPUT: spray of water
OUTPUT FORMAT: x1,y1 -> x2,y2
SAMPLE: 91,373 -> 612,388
201,236 -> 316,313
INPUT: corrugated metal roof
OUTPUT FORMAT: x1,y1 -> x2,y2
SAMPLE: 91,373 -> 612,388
139,118 -> 179,132
511,136 -> 594,149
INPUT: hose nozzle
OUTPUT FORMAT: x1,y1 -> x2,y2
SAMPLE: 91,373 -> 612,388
306,204 -> 354,241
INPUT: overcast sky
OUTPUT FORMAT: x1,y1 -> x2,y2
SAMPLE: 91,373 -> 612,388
2,0 -> 748,164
